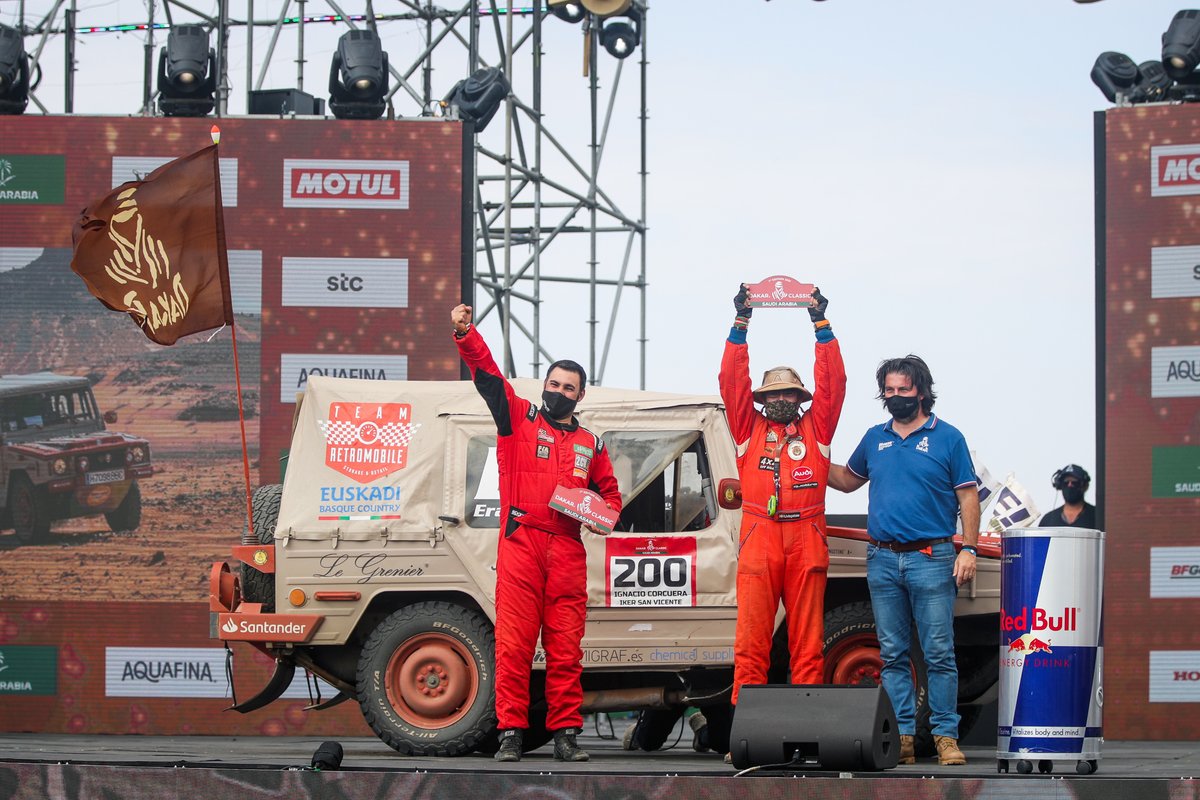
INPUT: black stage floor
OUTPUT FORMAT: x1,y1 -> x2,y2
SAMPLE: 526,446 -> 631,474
1,727 -> 1197,800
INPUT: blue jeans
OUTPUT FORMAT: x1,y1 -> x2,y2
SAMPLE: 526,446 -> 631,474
866,541 -> 960,738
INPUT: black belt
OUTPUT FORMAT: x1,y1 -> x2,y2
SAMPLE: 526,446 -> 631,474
869,536 -> 951,552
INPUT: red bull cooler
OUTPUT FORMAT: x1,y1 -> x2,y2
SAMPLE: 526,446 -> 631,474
997,527 -> 1104,775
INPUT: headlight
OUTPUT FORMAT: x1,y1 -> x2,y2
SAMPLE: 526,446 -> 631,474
53,458 -> 68,475
77,456 -> 89,472
128,446 -> 145,463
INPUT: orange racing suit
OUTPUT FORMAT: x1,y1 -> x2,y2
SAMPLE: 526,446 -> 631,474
719,327 -> 846,704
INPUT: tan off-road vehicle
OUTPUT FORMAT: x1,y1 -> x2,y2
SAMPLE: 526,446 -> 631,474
210,375 -> 1001,756
1,372 -> 152,544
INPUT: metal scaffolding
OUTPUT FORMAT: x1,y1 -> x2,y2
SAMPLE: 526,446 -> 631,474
10,1 -> 649,387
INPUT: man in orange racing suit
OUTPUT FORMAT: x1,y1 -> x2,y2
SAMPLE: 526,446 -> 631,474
452,303 -> 622,763
718,284 -> 846,706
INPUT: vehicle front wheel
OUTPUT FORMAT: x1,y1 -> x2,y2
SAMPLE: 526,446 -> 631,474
105,480 -> 142,532
9,475 -> 50,545
356,601 -> 496,756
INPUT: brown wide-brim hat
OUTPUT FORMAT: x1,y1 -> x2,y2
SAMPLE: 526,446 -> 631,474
752,366 -> 812,404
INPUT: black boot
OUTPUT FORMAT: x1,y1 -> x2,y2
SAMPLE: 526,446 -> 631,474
553,727 -> 590,762
494,728 -> 523,762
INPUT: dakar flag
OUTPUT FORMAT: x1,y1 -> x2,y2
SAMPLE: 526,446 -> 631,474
70,144 -> 233,345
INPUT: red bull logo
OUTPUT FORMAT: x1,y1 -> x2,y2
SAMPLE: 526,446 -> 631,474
1028,638 -> 1053,654
1007,639 -> 1026,652
1000,606 -> 1078,633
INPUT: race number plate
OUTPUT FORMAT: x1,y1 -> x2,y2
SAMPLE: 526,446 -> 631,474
605,536 -> 698,607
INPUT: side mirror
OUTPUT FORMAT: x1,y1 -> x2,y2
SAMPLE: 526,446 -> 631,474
103,410 -> 118,424
717,478 -> 742,510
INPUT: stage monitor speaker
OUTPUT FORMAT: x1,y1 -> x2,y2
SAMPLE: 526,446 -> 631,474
729,684 -> 899,771
248,88 -> 324,116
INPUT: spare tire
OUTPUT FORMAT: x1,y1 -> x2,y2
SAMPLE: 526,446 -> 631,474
238,484 -> 282,612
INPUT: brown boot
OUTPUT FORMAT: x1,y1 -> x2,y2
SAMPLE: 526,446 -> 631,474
935,735 -> 966,766
898,734 -> 915,765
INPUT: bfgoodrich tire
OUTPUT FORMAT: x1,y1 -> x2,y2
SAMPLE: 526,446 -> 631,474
825,601 -> 989,758
9,474 -> 50,545
105,480 -> 142,532
357,601 -> 496,756
238,484 -> 282,612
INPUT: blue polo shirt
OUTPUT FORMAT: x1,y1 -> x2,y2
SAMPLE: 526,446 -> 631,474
846,414 -> 976,543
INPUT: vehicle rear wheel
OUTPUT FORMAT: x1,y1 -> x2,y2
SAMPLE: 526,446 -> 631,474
239,484 -> 282,612
822,602 -> 934,754
824,602 -> 985,758
105,480 -> 142,532
356,601 -> 496,756
9,475 -> 50,545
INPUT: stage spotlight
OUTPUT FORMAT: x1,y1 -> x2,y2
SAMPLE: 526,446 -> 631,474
328,29 -> 389,120
310,741 -> 343,771
600,7 -> 641,59
1091,51 -> 1138,102
157,25 -> 217,117
550,2 -> 586,23
0,23 -> 32,115
1134,60 -> 1173,102
443,67 -> 510,133
1162,9 -> 1200,80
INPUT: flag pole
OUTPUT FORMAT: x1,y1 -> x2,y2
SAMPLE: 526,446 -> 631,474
210,124 -> 257,546
230,320 -> 256,545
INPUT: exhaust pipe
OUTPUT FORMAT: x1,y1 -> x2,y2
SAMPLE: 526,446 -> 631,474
580,687 -> 689,713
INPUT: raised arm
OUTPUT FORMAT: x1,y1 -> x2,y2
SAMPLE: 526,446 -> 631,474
718,283 -> 758,447
807,287 -> 846,450
452,304 -> 531,435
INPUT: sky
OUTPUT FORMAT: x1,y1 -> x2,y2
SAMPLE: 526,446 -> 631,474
1,0 -> 1187,517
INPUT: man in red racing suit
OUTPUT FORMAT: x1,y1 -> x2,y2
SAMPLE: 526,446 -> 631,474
452,303 -> 622,763
718,285 -> 846,706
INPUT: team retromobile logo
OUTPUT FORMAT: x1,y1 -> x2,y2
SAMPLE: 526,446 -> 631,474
283,159 -> 409,209
319,402 -> 421,483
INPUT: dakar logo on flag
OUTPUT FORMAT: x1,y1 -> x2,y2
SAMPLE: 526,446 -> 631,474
70,144 -> 232,346
318,402 -> 420,483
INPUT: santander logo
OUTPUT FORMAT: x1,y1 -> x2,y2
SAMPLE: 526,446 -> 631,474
283,159 -> 410,209
221,619 -> 238,634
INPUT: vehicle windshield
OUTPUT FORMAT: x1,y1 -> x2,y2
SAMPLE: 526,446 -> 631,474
1,387 -> 98,432
463,429 -> 718,534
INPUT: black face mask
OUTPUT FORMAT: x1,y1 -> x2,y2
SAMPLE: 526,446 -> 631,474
885,394 -> 920,421
763,399 -> 800,423
1062,486 -> 1085,504
541,389 -> 578,420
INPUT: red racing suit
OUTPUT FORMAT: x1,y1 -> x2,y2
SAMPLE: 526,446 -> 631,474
719,329 -> 846,704
456,326 -> 622,732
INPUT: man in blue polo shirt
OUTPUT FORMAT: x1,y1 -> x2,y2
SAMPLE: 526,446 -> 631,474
829,354 -> 980,767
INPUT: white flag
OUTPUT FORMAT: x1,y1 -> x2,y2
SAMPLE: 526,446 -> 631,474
958,451 -> 1002,534
971,451 -> 1001,514
986,474 -> 1040,533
